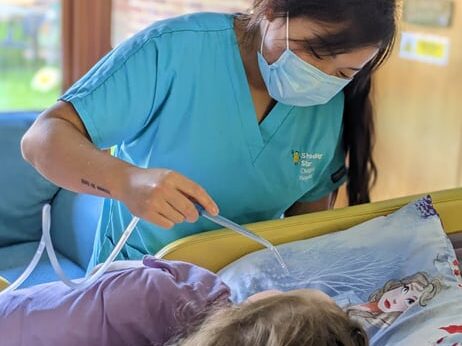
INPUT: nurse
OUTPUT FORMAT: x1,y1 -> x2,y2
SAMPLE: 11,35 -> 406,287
21,0 -> 398,269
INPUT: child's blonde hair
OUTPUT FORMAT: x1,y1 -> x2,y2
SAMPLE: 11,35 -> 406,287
169,292 -> 368,346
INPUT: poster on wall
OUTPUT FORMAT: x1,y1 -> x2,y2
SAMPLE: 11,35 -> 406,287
403,0 -> 454,27
399,32 -> 451,66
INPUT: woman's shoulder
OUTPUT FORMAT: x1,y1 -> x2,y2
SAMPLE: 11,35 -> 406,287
113,12 -> 235,63
137,12 -> 235,42
105,12 -> 236,77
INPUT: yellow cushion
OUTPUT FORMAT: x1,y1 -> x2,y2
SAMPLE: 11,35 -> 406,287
0,276 -> 9,292
156,187 -> 462,273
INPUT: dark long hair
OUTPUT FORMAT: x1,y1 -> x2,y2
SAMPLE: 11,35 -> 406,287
239,0 -> 398,205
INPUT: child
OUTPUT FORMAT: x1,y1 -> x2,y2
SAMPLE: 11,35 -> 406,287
0,256 -> 367,346
171,289 -> 368,346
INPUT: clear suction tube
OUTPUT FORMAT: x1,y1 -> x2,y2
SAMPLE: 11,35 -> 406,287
0,202 -> 289,296
0,205 -> 140,295
198,208 -> 290,275
42,204 -> 140,290
201,212 -> 274,249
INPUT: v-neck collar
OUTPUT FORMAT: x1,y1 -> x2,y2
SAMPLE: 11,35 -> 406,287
227,15 -> 294,163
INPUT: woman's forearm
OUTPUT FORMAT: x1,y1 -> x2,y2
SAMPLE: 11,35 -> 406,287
21,101 -> 133,201
21,102 -> 218,227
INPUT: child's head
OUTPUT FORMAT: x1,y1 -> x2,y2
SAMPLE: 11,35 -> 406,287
171,289 -> 368,346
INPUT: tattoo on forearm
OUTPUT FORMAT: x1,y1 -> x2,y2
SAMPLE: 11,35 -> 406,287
81,179 -> 111,195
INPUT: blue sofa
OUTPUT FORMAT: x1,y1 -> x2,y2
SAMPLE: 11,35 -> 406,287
0,112 -> 103,287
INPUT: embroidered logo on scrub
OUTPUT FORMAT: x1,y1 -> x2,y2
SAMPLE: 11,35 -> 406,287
291,150 -> 324,181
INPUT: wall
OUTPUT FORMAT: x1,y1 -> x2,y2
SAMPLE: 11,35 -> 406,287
372,0 -> 462,201
112,0 -> 252,45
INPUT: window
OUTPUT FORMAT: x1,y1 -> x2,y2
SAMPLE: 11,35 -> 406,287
0,0 -> 61,112
112,0 -> 252,46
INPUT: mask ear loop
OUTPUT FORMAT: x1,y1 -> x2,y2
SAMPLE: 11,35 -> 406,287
260,13 -> 288,56
260,20 -> 270,55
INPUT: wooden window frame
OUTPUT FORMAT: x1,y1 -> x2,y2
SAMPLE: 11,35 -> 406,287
61,0 -> 112,91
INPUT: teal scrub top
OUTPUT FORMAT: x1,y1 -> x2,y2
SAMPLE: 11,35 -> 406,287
61,12 -> 347,269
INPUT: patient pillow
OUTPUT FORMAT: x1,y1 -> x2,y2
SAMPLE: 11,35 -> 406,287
219,196 -> 462,345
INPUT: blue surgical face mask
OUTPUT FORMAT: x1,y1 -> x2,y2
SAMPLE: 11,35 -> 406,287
257,14 -> 352,107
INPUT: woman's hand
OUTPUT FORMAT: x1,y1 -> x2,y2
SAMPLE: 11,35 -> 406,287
120,167 -> 219,229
